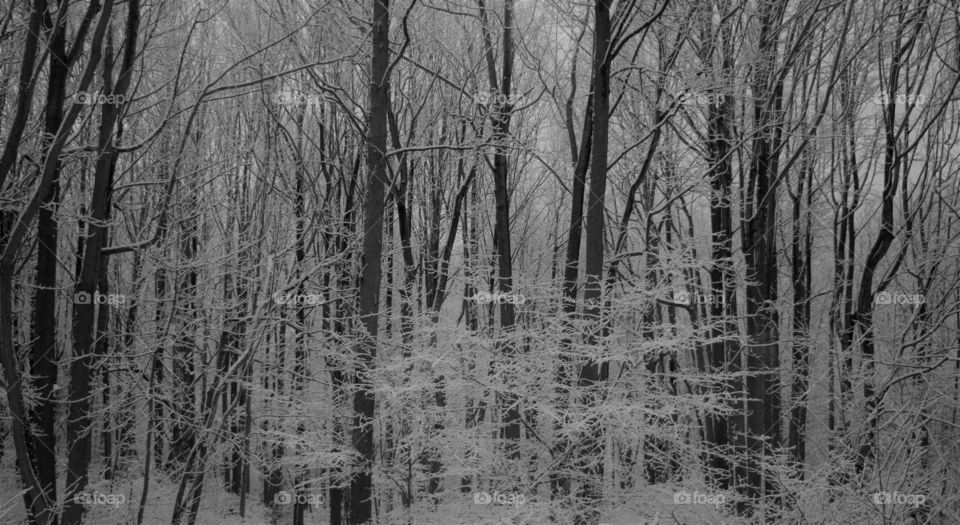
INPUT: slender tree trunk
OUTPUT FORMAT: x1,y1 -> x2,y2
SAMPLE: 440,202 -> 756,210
460,179 -> 482,495
152,265 -> 169,470
852,0 -> 939,474
551,20 -> 594,504
170,209 -> 198,468
136,356 -> 158,525
291,106 -> 309,525
329,155 -> 360,525
478,0 -> 520,462
788,152 -> 813,472
98,244 -> 113,480
113,246 -> 143,475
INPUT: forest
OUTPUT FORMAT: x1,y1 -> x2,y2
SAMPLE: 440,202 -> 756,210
0,0 -> 959,523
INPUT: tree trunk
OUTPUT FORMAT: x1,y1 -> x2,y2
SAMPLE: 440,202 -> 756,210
478,0 -> 520,462
170,209 -> 198,468
0,1 -> 64,522
64,6 -> 139,516
291,106 -> 309,525
27,3 -> 71,517
734,0 -> 785,514
788,151 -> 813,472
350,0 -> 391,520
575,1 -> 611,523
695,0 -> 737,490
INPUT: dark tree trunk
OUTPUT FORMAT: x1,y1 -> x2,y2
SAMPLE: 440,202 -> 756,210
695,0 -> 737,490
0,1 -> 119,522
64,4 -> 139,516
0,1 -> 59,522
291,106 -> 309,525
460,180 -> 482,495
551,22 -> 594,504
27,2 -> 71,517
112,246 -> 143,477
788,153 -> 813,472
261,325 -> 284,506
478,0 -> 520,461
350,0 -> 391,520
170,210 -> 198,468
98,245 -> 113,480
225,158 -> 252,495
830,66 -> 859,453
328,153 -> 360,525
575,1 -> 611,523
732,0 -> 786,514
152,266 -> 168,470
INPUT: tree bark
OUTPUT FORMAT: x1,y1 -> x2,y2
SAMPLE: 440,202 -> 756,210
788,151 -> 813,472
64,3 -> 139,516
350,0 -> 391,520
575,1 -> 611,523
27,2 -> 72,518
733,0 -> 786,513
